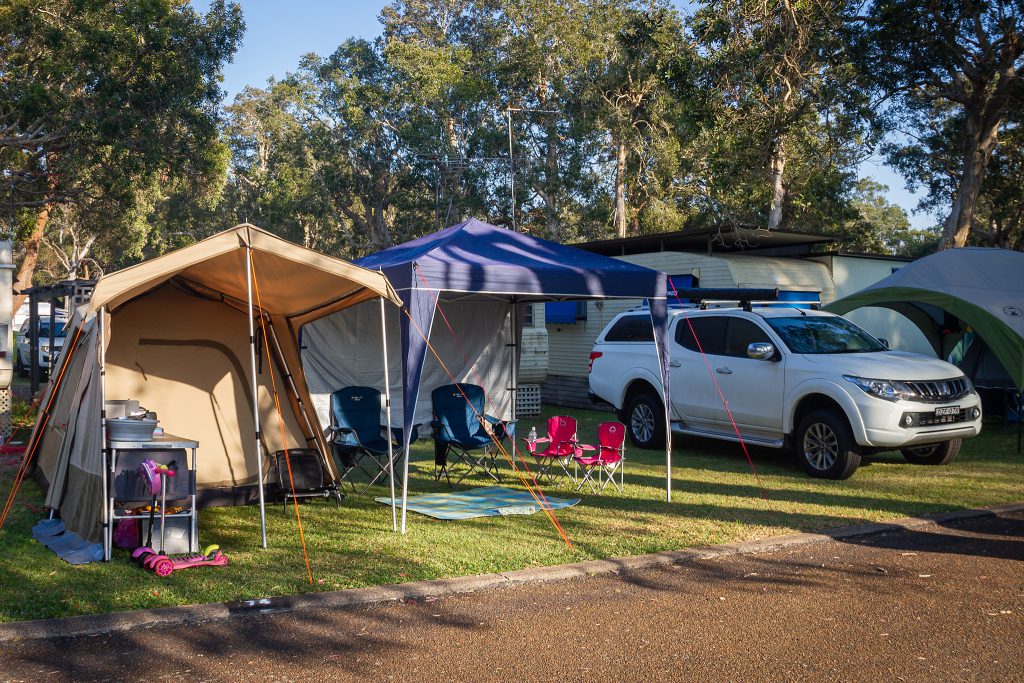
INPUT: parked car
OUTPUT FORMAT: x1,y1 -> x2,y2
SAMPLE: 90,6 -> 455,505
588,305 -> 982,479
14,317 -> 68,377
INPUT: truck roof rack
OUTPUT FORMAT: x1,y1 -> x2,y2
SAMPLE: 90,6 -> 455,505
667,287 -> 820,312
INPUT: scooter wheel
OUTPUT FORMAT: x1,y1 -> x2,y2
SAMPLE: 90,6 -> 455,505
153,558 -> 174,577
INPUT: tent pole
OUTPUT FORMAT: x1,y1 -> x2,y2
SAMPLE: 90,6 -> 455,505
380,296 -> 397,532
246,245 -> 268,549
510,300 -> 518,424
99,308 -> 111,561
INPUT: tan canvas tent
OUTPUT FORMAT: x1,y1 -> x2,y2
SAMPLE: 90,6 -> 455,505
28,224 -> 400,548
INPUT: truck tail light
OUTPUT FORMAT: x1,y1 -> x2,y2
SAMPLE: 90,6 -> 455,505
588,351 -> 602,373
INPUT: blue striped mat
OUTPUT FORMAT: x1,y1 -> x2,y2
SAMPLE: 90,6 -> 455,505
376,486 -> 580,520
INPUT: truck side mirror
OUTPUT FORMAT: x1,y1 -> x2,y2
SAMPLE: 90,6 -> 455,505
747,342 -> 776,361
878,338 -> 890,349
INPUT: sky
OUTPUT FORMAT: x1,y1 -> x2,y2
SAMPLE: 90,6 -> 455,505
194,0 -> 933,230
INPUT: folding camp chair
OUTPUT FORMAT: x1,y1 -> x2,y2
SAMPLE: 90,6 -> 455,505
431,383 -> 512,486
523,415 -> 581,485
573,421 -> 626,494
330,386 -> 416,493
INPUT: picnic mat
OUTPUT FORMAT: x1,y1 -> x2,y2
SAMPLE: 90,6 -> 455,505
375,486 -> 580,520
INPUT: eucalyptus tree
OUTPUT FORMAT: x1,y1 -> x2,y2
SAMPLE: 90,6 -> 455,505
381,0 -> 504,228
0,0 -> 242,304
688,0 -> 874,231
857,0 -> 1024,249
587,4 -> 692,237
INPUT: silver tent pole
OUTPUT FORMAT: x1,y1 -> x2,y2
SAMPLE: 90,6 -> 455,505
99,309 -> 111,560
246,245 -> 268,548
380,296 -> 397,532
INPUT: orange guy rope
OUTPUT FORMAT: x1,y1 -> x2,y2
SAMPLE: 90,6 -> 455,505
0,321 -> 85,529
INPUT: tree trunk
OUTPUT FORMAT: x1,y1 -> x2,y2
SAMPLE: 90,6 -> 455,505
941,110 -> 1002,249
12,205 -> 50,313
545,123 -> 559,241
614,142 -> 628,238
767,137 -> 786,231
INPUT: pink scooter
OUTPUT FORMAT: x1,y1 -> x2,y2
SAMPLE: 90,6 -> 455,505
132,544 -> 230,577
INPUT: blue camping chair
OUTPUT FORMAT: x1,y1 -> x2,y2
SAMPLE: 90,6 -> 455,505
330,386 -> 417,493
431,383 -> 513,486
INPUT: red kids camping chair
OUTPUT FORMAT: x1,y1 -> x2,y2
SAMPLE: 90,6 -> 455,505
573,421 -> 625,494
523,415 -> 582,484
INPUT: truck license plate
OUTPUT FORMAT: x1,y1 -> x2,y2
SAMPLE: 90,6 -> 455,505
934,406 -> 961,416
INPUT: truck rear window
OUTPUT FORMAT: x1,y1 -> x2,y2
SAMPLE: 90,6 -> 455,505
604,315 -> 654,342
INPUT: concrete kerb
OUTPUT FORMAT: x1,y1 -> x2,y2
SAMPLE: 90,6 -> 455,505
2,501 -> 1021,643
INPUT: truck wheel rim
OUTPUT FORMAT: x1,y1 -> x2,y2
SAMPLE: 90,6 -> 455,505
804,423 -> 838,471
632,403 -> 655,443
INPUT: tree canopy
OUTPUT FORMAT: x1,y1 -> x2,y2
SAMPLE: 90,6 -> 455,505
6,0 -> 1023,288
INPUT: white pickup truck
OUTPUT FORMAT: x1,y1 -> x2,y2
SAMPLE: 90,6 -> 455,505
588,305 -> 982,479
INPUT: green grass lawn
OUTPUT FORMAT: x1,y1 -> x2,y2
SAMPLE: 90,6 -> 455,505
1,405 -> 1021,622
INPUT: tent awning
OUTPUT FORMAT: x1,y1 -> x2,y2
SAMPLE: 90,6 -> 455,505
90,224 -> 400,317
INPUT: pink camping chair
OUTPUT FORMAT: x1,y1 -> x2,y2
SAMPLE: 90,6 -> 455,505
573,421 -> 625,494
522,415 -> 582,484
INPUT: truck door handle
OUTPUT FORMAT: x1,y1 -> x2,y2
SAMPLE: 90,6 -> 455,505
669,360 -> 682,368
716,367 -> 733,375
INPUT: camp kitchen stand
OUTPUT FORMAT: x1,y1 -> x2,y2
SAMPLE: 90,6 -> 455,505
104,434 -> 198,561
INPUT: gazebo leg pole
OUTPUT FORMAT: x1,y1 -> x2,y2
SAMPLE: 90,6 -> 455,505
246,245 -> 268,549
380,297 -> 397,532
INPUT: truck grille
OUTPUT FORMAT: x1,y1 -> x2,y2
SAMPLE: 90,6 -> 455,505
916,411 -> 970,427
903,378 -> 970,403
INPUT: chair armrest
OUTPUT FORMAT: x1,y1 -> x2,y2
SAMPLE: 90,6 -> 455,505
335,427 -> 354,434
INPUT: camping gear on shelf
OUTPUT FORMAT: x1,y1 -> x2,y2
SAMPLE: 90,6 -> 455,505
132,544 -> 229,577
105,403 -> 159,442
572,421 -> 626,494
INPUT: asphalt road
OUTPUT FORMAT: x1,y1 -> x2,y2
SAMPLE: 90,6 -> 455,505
3,511 -> 1022,682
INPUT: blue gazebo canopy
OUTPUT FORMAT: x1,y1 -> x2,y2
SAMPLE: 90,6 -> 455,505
355,218 -> 673,523
358,217 -> 668,301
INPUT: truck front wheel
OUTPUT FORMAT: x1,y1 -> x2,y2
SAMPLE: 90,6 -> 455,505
901,439 -> 961,466
795,410 -> 861,480
626,392 -> 665,450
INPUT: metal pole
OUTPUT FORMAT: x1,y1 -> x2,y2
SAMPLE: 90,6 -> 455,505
246,245 -> 268,548
506,107 -> 516,232
510,300 -> 518,424
47,292 -> 55,382
29,293 -> 38,395
380,296 -> 397,532
99,310 -> 110,561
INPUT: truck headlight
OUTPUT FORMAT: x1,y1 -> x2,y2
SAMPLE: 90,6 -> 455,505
843,375 -> 913,402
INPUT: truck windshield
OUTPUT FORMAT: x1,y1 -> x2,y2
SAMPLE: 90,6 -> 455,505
766,316 -> 885,354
